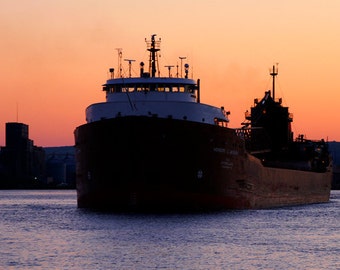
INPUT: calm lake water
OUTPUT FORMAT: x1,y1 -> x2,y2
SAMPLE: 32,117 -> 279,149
0,190 -> 339,269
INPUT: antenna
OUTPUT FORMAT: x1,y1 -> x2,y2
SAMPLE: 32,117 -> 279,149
270,63 -> 279,101
164,65 -> 174,77
115,48 -> 123,77
124,59 -> 136,77
179,56 -> 186,78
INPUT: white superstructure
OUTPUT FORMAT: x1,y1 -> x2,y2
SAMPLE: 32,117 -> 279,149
85,35 -> 229,126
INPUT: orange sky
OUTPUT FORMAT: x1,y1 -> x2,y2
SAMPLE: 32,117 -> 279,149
1,0 -> 340,146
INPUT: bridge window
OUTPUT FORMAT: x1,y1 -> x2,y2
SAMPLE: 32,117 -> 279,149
111,86 -> 121,93
136,84 -> 150,91
106,83 -> 195,93
157,84 -> 171,92
122,86 -> 135,92
186,85 -> 196,93
172,85 -> 184,92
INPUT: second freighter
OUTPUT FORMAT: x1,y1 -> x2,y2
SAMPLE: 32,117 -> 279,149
74,35 -> 331,211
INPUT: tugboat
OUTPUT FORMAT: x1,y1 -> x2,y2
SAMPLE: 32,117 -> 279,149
74,35 -> 331,210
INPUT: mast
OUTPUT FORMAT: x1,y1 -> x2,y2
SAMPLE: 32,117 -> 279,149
179,56 -> 186,78
270,64 -> 278,101
115,48 -> 123,77
146,34 -> 161,77
124,59 -> 135,78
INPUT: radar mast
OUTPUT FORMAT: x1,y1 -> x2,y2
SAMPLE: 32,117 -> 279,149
146,34 -> 161,77
115,48 -> 123,77
270,64 -> 278,101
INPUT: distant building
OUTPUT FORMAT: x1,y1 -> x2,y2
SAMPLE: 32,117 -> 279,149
328,141 -> 340,189
45,146 -> 76,188
0,122 -> 45,188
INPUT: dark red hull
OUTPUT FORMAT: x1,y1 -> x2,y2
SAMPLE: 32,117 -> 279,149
74,116 -> 331,211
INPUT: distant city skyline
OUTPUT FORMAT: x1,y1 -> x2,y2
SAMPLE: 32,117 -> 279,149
0,122 -> 75,188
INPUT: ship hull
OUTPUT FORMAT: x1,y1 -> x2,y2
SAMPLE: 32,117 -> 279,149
74,116 -> 331,211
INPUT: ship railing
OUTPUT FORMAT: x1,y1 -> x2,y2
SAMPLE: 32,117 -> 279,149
214,117 -> 228,127
235,127 -> 273,154
235,127 -> 251,140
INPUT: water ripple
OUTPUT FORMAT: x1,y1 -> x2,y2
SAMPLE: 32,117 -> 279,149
0,190 -> 339,269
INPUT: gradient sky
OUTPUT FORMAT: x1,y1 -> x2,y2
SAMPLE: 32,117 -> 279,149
1,0 -> 340,146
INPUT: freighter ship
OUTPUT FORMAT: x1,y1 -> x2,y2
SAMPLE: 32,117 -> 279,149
74,35 -> 331,210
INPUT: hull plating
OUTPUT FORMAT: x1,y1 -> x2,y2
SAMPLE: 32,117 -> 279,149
74,116 -> 331,211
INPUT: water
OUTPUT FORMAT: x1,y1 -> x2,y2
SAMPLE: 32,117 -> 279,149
0,190 -> 339,270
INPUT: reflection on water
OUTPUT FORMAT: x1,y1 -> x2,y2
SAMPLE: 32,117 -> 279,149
1,190 -> 339,269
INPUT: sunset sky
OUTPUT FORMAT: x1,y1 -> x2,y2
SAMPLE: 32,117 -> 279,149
1,0 -> 340,146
